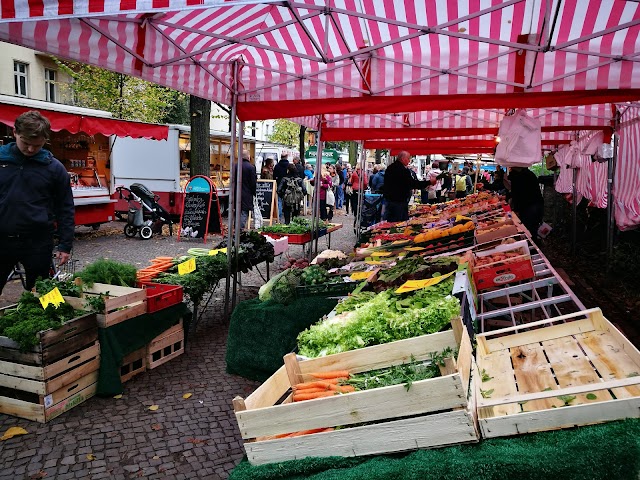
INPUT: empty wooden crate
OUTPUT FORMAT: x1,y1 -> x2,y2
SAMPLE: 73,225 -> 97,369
146,320 -> 184,370
0,310 -> 100,422
233,318 -> 478,465
65,283 -> 147,328
476,308 -> 640,438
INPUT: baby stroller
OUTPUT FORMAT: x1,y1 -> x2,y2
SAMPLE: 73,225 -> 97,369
116,183 -> 173,239
359,193 -> 384,231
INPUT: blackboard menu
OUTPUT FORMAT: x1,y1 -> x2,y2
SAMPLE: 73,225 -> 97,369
181,192 -> 210,239
256,179 -> 277,223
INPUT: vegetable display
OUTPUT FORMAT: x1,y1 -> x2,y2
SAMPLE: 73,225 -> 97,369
297,277 -> 459,357
74,259 -> 138,287
261,217 -> 328,235
0,292 -> 86,350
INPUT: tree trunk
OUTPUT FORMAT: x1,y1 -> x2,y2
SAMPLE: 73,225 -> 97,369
299,125 -> 306,159
349,141 -> 358,167
189,95 -> 211,177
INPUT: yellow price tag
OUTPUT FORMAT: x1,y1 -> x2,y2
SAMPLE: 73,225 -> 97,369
404,246 -> 426,252
371,251 -> 393,257
350,271 -> 371,281
178,258 -> 196,275
395,271 -> 456,294
208,248 -> 227,255
455,214 -> 473,222
39,287 -> 65,309
365,260 -> 384,265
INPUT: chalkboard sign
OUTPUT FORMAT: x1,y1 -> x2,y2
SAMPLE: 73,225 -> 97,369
180,176 -> 214,243
256,179 -> 277,225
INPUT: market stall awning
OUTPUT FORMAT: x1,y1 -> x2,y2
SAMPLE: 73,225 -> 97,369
0,101 -> 169,140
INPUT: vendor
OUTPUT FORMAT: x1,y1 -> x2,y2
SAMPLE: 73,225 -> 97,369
504,166 -> 544,239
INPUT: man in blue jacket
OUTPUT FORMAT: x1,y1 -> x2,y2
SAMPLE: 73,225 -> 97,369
0,110 -> 74,293
239,150 -> 257,230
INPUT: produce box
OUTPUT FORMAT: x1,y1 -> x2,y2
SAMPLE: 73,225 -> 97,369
120,346 -> 147,383
262,232 -> 311,244
263,235 -> 289,255
65,283 -> 147,328
472,240 -> 534,291
233,318 -> 478,465
147,319 -> 184,370
0,309 -> 100,422
137,282 -> 183,314
476,308 -> 640,438
475,218 -> 519,244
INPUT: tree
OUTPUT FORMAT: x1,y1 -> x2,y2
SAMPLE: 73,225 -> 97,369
189,95 -> 212,178
268,119 -> 300,147
54,60 -> 181,124
161,90 -> 190,125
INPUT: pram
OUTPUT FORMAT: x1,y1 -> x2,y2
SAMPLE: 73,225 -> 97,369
359,193 -> 384,230
116,183 -> 173,239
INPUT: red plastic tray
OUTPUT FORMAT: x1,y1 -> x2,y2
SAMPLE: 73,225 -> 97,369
137,282 -> 184,313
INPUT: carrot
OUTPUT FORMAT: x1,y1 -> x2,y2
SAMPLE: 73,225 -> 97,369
308,370 -> 350,380
291,387 -> 329,394
292,391 -> 336,401
294,379 -> 341,390
285,427 -> 334,438
327,384 -> 355,393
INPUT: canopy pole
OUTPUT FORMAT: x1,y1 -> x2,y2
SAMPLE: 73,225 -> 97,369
354,142 -> 366,240
606,124 -> 619,264
571,167 -> 577,257
312,124 -> 324,259
232,122 -> 245,311
224,62 -> 240,319
474,154 -> 481,194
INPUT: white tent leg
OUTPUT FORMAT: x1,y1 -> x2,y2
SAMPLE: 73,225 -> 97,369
232,122 -> 245,311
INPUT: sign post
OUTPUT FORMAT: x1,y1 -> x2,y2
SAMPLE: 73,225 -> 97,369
179,175 -> 223,242
255,179 -> 278,226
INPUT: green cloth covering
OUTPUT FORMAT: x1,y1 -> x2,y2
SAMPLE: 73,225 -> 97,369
230,418 -> 640,480
226,297 -> 338,382
97,302 -> 191,396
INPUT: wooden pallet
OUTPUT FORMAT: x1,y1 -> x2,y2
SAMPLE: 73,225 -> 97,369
233,317 -> 478,465
476,308 -> 640,438
0,342 -> 100,422
120,347 -> 147,383
65,283 -> 147,328
146,320 -> 184,370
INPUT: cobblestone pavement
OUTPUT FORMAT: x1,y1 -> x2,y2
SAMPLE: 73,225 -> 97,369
0,211 -> 358,480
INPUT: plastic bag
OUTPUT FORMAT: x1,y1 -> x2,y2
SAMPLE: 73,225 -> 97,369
495,109 -> 542,167
253,196 -> 263,229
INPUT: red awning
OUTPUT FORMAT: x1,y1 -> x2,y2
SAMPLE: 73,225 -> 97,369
0,102 -> 168,140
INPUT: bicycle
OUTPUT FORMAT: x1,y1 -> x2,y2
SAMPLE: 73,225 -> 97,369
7,253 -> 78,289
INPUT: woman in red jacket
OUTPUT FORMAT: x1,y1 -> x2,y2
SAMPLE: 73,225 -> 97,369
311,164 -> 333,220
349,166 -> 367,221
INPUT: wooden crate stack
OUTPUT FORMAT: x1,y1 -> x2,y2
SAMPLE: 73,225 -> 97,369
65,283 -> 147,328
147,319 -> 184,370
0,310 -> 100,423
233,317 -> 478,465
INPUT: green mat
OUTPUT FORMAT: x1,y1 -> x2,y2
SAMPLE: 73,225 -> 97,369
230,418 -> 640,480
226,296 -> 338,382
97,302 -> 191,396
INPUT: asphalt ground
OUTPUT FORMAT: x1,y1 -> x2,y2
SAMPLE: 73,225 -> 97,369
0,208 -> 357,480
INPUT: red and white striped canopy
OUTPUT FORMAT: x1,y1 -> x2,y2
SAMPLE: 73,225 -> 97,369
1,0 -> 639,123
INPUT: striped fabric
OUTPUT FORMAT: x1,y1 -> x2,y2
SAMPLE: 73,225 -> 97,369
1,1 -> 639,114
615,106 -> 640,231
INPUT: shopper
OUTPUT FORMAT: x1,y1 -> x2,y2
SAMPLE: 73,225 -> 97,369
422,161 -> 442,204
0,110 -> 74,294
335,164 -> 345,210
260,157 -> 274,180
277,164 -> 305,224
292,155 -> 305,179
240,150 -> 257,230
273,154 -> 290,221
310,164 -> 333,220
382,151 -> 429,222
349,165 -> 368,222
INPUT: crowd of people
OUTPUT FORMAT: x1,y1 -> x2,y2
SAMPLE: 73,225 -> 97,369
243,149 -> 544,239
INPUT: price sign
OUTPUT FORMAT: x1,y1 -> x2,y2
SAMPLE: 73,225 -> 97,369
40,287 -> 65,309
395,271 -> 456,294
178,258 -> 196,275
371,251 -> 393,257
350,271 -> 371,281
208,248 -> 227,255
404,246 -> 426,252
365,260 -> 385,265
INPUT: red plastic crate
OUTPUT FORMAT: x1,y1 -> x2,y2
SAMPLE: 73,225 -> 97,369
138,282 -> 184,313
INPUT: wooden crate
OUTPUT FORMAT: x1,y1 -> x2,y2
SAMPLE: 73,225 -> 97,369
66,283 -> 147,328
120,347 -> 147,383
146,320 -> 184,370
233,318 -> 478,465
0,342 -> 100,422
476,308 -> 640,438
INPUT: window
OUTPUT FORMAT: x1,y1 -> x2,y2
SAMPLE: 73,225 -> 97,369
45,68 -> 57,102
13,61 -> 28,97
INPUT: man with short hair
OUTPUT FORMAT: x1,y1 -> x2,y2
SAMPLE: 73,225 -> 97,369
381,151 -> 429,222
272,154 -> 289,221
0,110 -> 74,294
292,155 -> 305,179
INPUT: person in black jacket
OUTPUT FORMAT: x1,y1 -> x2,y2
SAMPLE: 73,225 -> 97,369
272,154 -> 289,221
382,151 -> 430,222
504,166 -> 544,239
239,150 -> 257,230
0,110 -> 74,293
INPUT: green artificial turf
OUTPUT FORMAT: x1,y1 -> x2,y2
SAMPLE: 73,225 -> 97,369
226,296 -> 338,382
229,418 -> 640,480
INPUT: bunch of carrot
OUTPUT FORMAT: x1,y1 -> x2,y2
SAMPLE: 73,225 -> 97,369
137,256 -> 175,283
274,427 -> 334,439
292,370 -> 355,402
